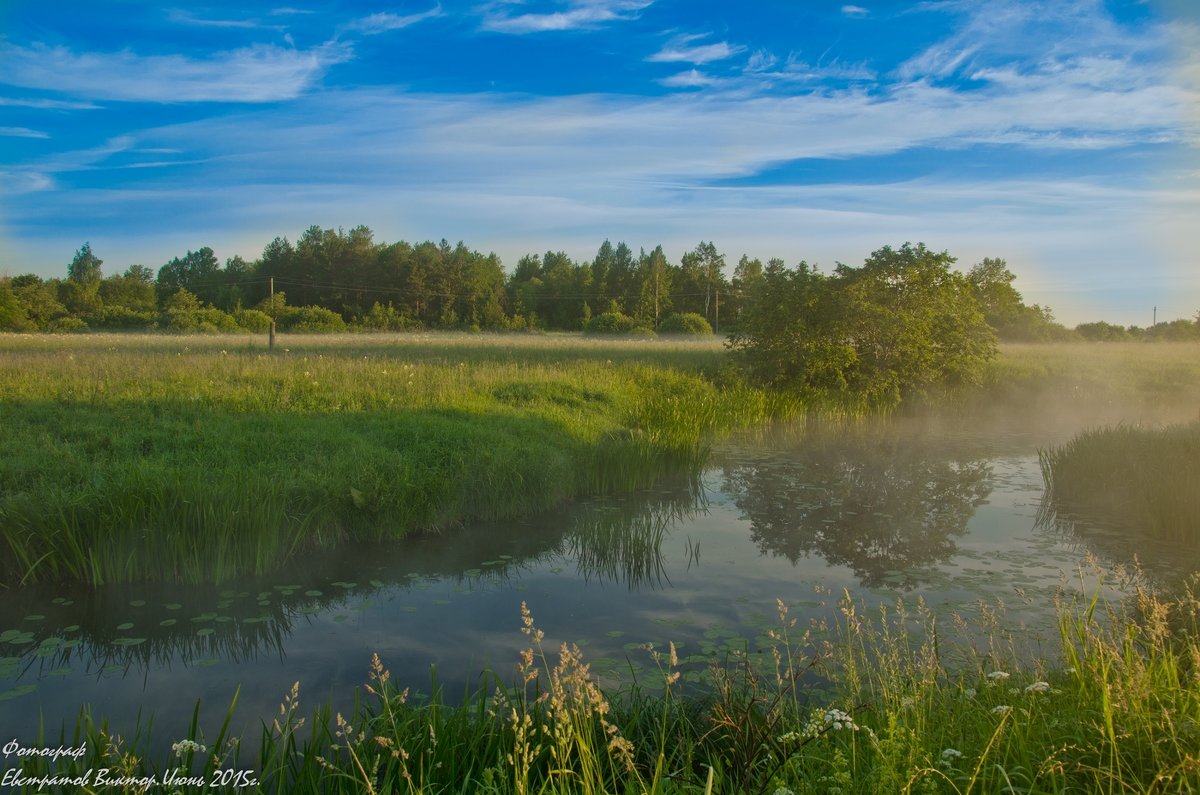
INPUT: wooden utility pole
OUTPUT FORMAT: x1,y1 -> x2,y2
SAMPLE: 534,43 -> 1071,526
269,276 -> 276,351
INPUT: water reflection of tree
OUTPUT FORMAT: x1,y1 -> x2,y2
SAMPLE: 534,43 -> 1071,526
721,430 -> 993,588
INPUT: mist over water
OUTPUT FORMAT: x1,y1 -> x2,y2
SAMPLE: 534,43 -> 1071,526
4,391 -> 1195,754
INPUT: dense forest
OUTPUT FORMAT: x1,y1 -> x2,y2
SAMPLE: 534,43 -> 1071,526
1,224 -> 1198,342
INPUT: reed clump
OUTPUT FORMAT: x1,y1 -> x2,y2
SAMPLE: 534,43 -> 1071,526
1039,421 -> 1200,544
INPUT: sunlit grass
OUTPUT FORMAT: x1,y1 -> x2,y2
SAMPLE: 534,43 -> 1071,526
0,333 -> 753,586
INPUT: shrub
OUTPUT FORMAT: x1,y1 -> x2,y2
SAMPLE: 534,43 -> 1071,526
232,308 -> 272,333
584,311 -> 637,335
357,302 -> 422,332
280,305 -> 347,333
657,312 -> 712,335
44,316 -> 90,333
163,308 -> 242,334
95,306 -> 156,330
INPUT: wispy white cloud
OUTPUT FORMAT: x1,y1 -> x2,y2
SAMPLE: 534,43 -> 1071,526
166,9 -> 281,30
841,5 -> 869,17
0,96 -> 100,110
648,33 -> 746,65
480,0 -> 652,34
743,50 -> 875,83
657,69 -> 719,88
0,41 -> 352,103
0,169 -> 55,195
0,127 -> 49,138
898,0 -> 1162,82
345,6 -> 443,35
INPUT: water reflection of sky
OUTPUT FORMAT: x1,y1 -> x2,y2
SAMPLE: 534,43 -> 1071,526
1,413 -> 1193,754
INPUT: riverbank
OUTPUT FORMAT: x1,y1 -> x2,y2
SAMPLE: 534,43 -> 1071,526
0,333 -> 785,586
4,336 -> 1199,587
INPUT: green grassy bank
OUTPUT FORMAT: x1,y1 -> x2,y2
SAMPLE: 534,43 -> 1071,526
0,333 -> 787,586
3,336 -> 1199,586
18,578 -> 1200,793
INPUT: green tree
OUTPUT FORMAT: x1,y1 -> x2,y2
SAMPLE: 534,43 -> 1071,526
833,243 -> 996,404
67,243 -> 103,285
731,243 -> 997,408
99,265 -> 157,312
157,247 -> 221,306
0,280 -> 33,331
9,275 -> 67,329
633,245 -> 671,327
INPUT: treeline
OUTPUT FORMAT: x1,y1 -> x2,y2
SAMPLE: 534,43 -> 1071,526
1,224 -> 1197,341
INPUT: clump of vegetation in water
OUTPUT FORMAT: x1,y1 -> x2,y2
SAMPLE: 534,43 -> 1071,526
15,579 -> 1200,792
1039,421 -> 1200,544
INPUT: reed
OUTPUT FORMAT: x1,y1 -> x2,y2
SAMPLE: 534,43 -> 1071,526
1039,422 -> 1200,545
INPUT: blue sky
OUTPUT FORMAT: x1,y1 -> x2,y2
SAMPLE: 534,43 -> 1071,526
1,0 -> 1197,325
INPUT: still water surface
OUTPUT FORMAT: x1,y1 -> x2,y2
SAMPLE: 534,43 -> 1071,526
2,412 -> 1194,750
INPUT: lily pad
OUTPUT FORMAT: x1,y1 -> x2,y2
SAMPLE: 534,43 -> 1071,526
116,622 -> 134,631
159,619 -> 177,627
0,684 -> 37,701
129,600 -> 146,607
165,603 -> 183,611
23,615 -> 45,622
305,590 -> 323,597
195,628 -> 215,637
112,637 -> 147,647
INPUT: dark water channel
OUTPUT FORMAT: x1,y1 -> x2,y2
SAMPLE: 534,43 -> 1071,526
2,412 -> 1196,753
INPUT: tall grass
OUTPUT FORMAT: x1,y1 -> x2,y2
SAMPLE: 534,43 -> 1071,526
15,574 -> 1200,792
0,334 -> 770,586
1039,422 -> 1200,545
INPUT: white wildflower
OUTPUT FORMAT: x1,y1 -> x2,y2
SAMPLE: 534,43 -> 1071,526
171,739 -> 207,757
987,671 -> 1010,681
992,705 -> 1012,716
1025,681 -> 1051,694
940,748 -> 964,767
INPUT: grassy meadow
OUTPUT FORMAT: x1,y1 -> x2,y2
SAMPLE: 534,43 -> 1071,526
3,335 -> 1199,586
0,333 -> 790,586
4,334 -> 1200,792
